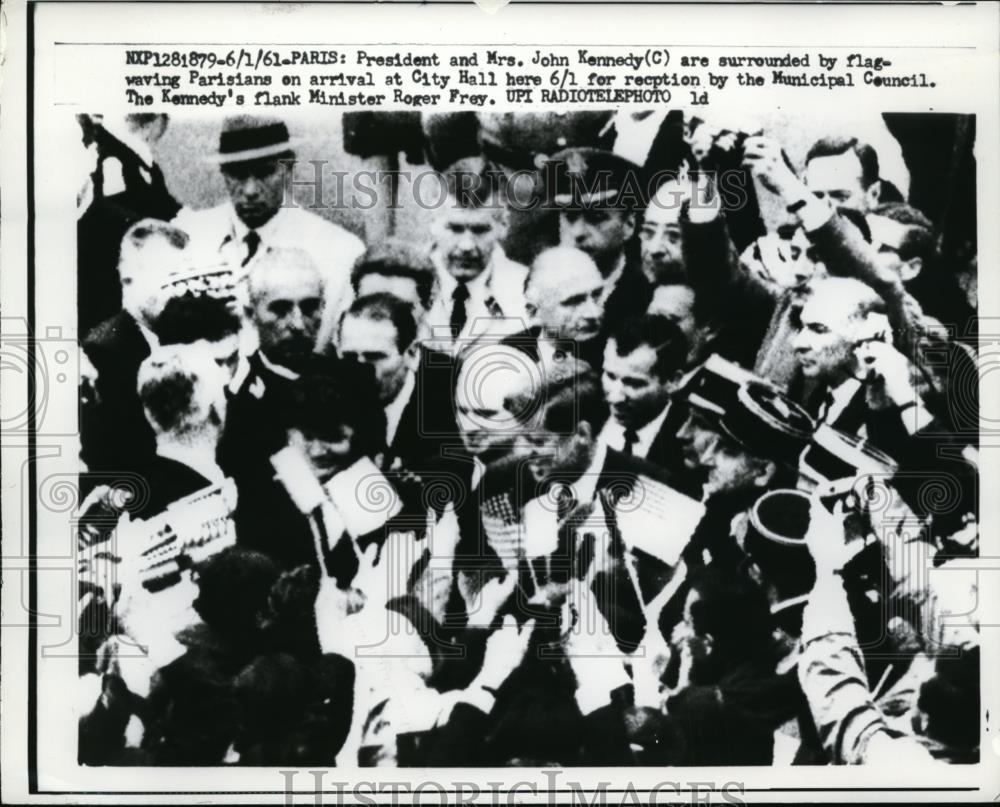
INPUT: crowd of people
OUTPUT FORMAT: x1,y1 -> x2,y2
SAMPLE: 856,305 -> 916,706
75,110 -> 981,767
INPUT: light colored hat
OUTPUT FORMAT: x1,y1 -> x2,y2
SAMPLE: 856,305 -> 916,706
208,116 -> 301,165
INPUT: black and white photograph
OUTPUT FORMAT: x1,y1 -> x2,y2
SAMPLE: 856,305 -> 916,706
2,1 -> 998,803
70,105 -> 982,766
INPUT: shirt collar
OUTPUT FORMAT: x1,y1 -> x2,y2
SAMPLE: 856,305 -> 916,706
156,441 -> 224,486
433,250 -> 496,299
602,402 -> 671,457
136,320 -> 160,351
258,349 -> 300,381
573,440 -> 608,504
824,377 -> 863,423
225,202 -> 287,249
384,368 -> 417,447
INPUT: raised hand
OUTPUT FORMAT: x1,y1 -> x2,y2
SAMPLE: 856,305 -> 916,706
742,135 -> 805,200
475,615 -> 536,692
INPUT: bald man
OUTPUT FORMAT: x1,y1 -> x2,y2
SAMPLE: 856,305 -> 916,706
455,343 -> 539,479
507,246 -> 608,372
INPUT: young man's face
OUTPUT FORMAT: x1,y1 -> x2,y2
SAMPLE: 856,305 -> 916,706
516,423 -> 592,486
805,151 -> 873,214
559,207 -> 635,271
338,314 -> 411,404
529,258 -> 605,342
867,215 -> 921,282
250,267 -> 323,371
222,156 -> 289,229
602,340 -> 673,430
287,423 -> 355,484
433,203 -> 503,282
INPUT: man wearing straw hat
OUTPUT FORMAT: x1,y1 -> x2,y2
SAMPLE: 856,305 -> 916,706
175,115 -> 365,348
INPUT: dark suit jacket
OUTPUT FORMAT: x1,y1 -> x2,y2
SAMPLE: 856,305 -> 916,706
384,347 -> 463,471
78,126 -> 181,332
81,310 -> 156,475
501,325 -> 607,374
603,247 -> 653,328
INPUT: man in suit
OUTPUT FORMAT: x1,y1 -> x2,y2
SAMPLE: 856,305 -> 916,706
219,247 -> 339,551
173,116 -> 365,347
133,344 -> 230,518
423,157 -> 530,357
547,147 -> 652,327
598,314 -> 696,495
338,292 -> 459,471
506,246 -> 608,372
82,219 -> 194,475
792,275 -> 939,465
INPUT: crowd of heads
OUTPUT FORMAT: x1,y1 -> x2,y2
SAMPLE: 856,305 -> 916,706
76,111 -> 981,768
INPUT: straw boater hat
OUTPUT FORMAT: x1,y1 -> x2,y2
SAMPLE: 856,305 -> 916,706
208,116 -> 302,165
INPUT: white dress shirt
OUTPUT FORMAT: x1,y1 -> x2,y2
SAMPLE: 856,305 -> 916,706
598,403 -> 671,459
425,246 -> 529,355
174,201 -> 365,349
384,368 -> 417,449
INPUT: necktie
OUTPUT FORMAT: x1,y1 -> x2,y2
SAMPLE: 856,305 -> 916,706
450,282 -> 470,338
242,230 -> 261,267
806,386 -> 835,422
623,427 -> 639,456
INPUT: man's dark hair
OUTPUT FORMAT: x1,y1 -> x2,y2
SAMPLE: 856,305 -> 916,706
192,547 -> 281,646
805,136 -> 880,189
342,292 -> 419,354
610,314 -> 690,381
876,179 -> 905,204
351,241 -> 436,311
508,362 -> 609,436
140,370 -> 195,434
872,201 -> 937,263
443,156 -> 504,209
836,205 -> 873,243
285,365 -> 387,457
153,293 -> 243,346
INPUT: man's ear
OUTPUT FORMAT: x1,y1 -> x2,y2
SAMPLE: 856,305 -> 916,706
525,300 -> 538,321
622,211 -> 637,242
753,460 -> 778,489
494,204 -> 510,240
865,180 -> 882,209
664,368 -> 686,395
899,257 -> 922,283
576,420 -> 593,444
404,340 -> 421,368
